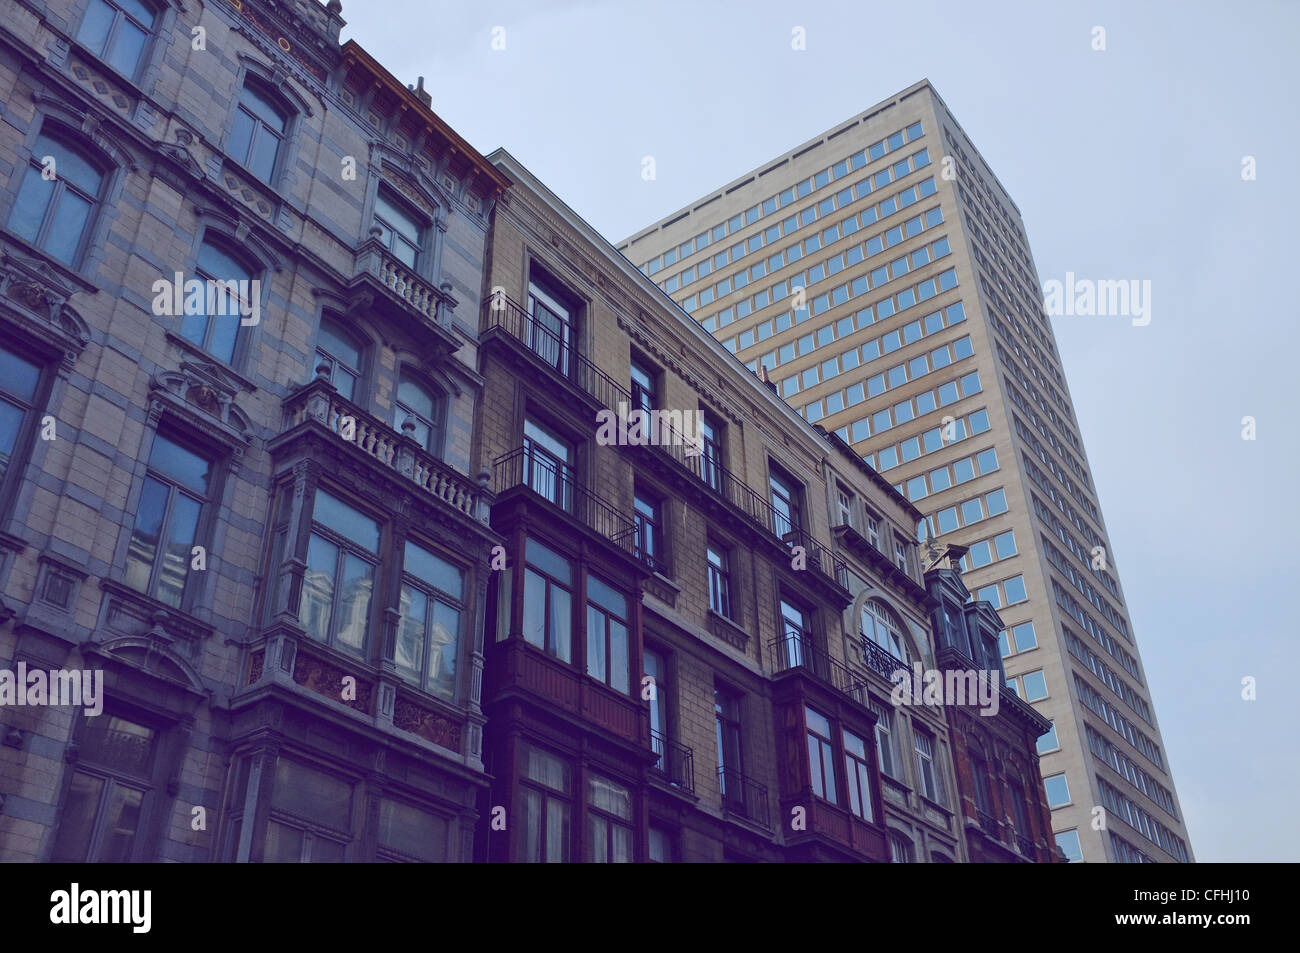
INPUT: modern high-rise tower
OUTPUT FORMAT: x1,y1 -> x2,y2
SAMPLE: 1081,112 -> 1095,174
619,80 -> 1192,863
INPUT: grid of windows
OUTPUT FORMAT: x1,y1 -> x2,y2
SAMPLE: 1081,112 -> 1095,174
1085,725 -> 1179,819
639,119 -> 926,278
775,300 -> 967,397
1097,776 -> 1189,862
1074,674 -> 1164,769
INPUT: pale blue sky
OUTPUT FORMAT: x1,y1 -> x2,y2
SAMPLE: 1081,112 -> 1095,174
348,0 -> 1300,861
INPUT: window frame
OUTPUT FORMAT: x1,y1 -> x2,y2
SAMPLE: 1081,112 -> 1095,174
226,75 -> 291,186
8,127 -> 108,268
297,487 -> 382,658
123,429 -> 217,612
74,0 -> 159,82
706,541 -> 732,619
395,537 -> 465,701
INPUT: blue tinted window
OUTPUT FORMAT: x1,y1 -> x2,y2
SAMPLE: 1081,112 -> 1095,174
985,488 -> 1007,514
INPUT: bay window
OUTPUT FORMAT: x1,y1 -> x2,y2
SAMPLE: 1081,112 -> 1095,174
395,539 -> 463,700
124,432 -> 212,609
521,537 -> 573,662
585,575 -> 630,694
299,490 -> 379,656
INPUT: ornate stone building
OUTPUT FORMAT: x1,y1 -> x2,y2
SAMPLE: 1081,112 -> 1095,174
472,149 -> 1023,863
0,0 -> 507,861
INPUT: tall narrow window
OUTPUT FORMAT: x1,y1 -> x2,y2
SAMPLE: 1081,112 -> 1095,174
835,485 -> 854,527
125,433 -> 211,608
50,714 -> 157,862
314,318 -> 362,402
699,413 -> 723,491
913,728 -> 944,804
394,373 -> 441,454
395,540 -> 463,700
299,490 -> 379,656
715,685 -> 744,807
1008,777 -> 1031,842
76,0 -> 156,79
181,240 -> 255,365
228,78 -> 287,184
0,346 -> 44,492
869,699 -> 897,780
805,706 -> 837,804
645,648 -> 669,771
586,773 -> 633,862
522,418 -> 573,510
630,358 -> 656,415
970,752 -> 993,818
843,730 -> 875,822
706,544 -> 732,618
372,189 -> 423,268
893,535 -> 910,574
780,599 -> 810,669
9,131 -> 105,265
634,490 -> 665,572
585,575 -> 630,694
769,467 -> 802,538
520,745 -> 570,863
865,512 -> 882,549
521,537 -> 572,662
525,278 -> 572,374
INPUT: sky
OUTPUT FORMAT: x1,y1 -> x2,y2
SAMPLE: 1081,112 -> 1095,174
340,0 -> 1300,862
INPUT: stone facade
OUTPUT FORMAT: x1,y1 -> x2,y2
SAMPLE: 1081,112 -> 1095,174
472,151 -> 1043,862
0,0 -> 507,862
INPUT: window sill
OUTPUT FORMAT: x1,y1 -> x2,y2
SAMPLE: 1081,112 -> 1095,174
163,331 -> 258,392
0,230 -> 100,295
706,610 -> 749,650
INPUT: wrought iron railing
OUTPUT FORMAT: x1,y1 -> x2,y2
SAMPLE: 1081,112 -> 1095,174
769,634 -> 868,706
481,292 -> 632,411
977,809 -> 1000,836
718,767 -> 770,829
860,639 -> 911,682
482,292 -> 848,591
650,729 -> 695,794
493,446 -> 640,558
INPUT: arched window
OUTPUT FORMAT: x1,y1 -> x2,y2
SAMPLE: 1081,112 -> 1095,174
394,372 -> 441,453
314,317 -> 363,402
229,78 -> 288,184
862,598 -> 911,663
180,239 -> 256,365
372,187 -> 424,268
9,130 -> 106,266
77,0 -> 157,79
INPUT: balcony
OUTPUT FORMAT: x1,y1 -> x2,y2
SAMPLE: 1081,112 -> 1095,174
480,292 -> 632,412
1016,833 -> 1035,858
650,729 -> 695,795
492,446 -> 645,564
860,638 -> 910,682
639,417 -> 850,595
977,808 -> 1000,837
719,767 -> 771,830
279,378 -> 490,523
485,638 -> 644,745
351,237 -> 458,355
769,633 -> 869,706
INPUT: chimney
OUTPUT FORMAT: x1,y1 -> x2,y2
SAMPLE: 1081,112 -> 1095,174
758,364 -> 778,395
409,75 -> 432,109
